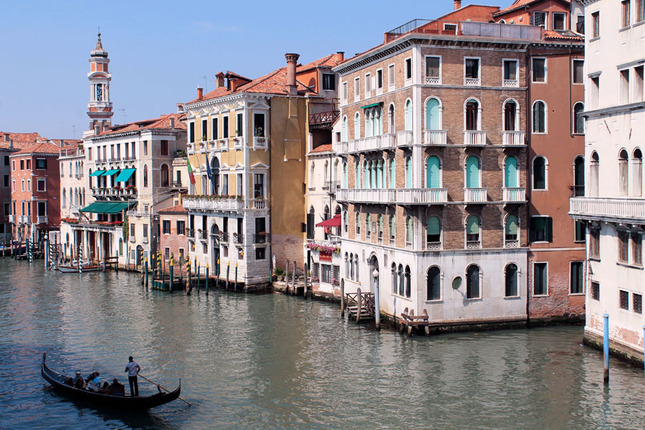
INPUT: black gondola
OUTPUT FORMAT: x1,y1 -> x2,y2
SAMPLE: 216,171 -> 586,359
41,353 -> 181,410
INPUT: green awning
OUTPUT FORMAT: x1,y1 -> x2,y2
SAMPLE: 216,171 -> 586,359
102,169 -> 120,176
115,168 -> 136,182
361,102 -> 383,109
89,170 -> 105,177
80,201 -> 136,214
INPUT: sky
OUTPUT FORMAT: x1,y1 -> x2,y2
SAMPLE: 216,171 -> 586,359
0,0 -> 513,140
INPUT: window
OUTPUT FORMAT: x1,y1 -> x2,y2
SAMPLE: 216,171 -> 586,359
189,122 -> 195,143
576,14 -> 585,33
161,140 -> 168,156
26,159 -> 31,169
376,69 -> 383,90
3,174 -> 8,188
504,156 -> 518,187
619,150 -> 629,196
503,60 -> 518,86
573,60 -> 584,84
36,158 -> 46,169
378,214 -> 383,240
464,58 -> 480,85
530,216 -> 553,242
355,212 -> 360,235
3,156 -> 8,166
20,159 -> 24,170
590,76 -> 600,108
253,113 -> 265,137
443,23 -> 457,33
354,112 -> 361,140
570,261 -> 584,294
533,101 -> 546,133
342,82 -> 348,102
426,155 -> 441,188
425,56 -> 440,84
390,215 -> 396,242
427,266 -> 441,301
619,290 -> 629,310
532,58 -> 546,83
426,216 -> 441,246
505,263 -> 518,297
620,69 -> 630,103
176,220 -> 185,235
622,0 -> 631,27
365,73 -> 372,95
575,220 -> 586,242
37,201 -> 46,217
388,64 -> 395,89
406,216 -> 413,244
534,263 -> 548,296
592,11 -> 600,38
223,116 -> 229,137
354,77 -> 360,100
255,248 -> 266,260
143,165 -> 148,188
405,58 -> 412,81
505,214 -> 518,243
465,100 -> 479,130
426,98 -> 441,131
573,103 -> 585,134
574,155 -> 585,195
466,265 -> 480,299
634,293 -> 643,314
591,282 -> 600,300
404,99 -> 412,130
632,232 -> 642,265
37,179 -> 45,192
466,156 -> 480,188
638,0 -> 645,22
553,12 -> 566,30
162,220 -> 171,234
404,266 -> 411,297
466,215 -> 480,245
590,227 -> 600,258
365,213 -> 372,238
533,11 -> 547,28
322,73 -> 335,91
236,113 -> 243,136
212,117 -> 219,140
405,156 -> 412,188
254,173 -> 265,198
618,230 -> 630,262
635,66 -> 644,103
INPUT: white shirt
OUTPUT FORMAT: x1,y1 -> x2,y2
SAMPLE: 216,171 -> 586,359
126,361 -> 139,377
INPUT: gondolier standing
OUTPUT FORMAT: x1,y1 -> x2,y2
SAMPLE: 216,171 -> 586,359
125,356 -> 141,396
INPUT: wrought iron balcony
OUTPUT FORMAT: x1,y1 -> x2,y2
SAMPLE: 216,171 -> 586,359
232,233 -> 244,244
254,233 -> 270,244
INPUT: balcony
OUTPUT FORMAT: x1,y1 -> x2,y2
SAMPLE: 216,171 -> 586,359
463,130 -> 486,146
336,188 -> 396,204
570,197 -> 645,223
183,195 -> 244,213
143,237 -> 149,244
425,76 -> 441,85
501,131 -> 525,146
347,134 -> 395,153
37,216 -> 48,224
187,228 -> 195,238
502,187 -> 526,203
466,240 -> 481,249
464,188 -> 488,203
220,232 -> 229,243
199,230 -> 208,241
8,215 -> 15,223
397,130 -> 413,147
218,138 -> 229,150
423,130 -> 447,146
333,141 -> 349,155
464,77 -> 480,86
232,136 -> 244,149
253,136 -> 268,149
254,233 -> 270,244
232,233 -> 244,244
503,79 -> 519,88
130,236 -> 136,243
396,188 -> 448,205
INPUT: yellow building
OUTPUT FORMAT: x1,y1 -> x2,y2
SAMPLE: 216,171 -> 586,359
182,52 -> 343,289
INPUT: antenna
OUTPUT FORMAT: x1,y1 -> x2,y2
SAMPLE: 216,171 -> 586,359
118,108 -> 126,124
72,125 -> 76,139
200,75 -> 208,92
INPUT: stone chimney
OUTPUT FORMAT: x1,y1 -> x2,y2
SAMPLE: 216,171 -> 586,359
216,72 -> 225,89
176,103 -> 185,113
60,139 -> 64,147
3,134 -> 8,142
170,117 -> 175,129
285,53 -> 300,96
454,0 -> 462,10
335,52 -> 345,62
197,87 -> 203,100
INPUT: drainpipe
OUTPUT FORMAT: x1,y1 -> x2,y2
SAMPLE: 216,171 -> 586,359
525,48 -> 531,326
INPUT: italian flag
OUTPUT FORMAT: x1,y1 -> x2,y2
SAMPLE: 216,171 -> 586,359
187,157 -> 196,184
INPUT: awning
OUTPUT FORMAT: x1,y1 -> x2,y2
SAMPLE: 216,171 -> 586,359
80,201 -> 136,214
102,169 -> 120,176
89,170 -> 105,177
316,214 -> 341,227
361,102 -> 383,109
115,168 -> 136,182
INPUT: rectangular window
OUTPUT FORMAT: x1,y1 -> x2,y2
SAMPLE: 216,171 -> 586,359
130,224 -> 135,238
255,247 -> 266,260
575,220 -> 586,242
443,23 -> 457,34
534,262 -> 548,296
619,290 -> 629,310
553,12 -> 566,30
189,122 -> 195,143
37,201 -> 46,216
37,179 -> 46,192
342,81 -> 348,102
253,113 -> 265,137
162,220 -> 171,234
570,261 -> 584,294
590,76 -> 600,108
254,174 -> 265,198
142,224 -> 148,239
3,175 -> 8,187
202,119 -> 208,140
213,118 -> 219,139
354,77 -> 360,100
365,73 -> 372,95
620,69 -> 630,103
618,230 -> 630,262
530,216 -> 553,242
634,293 -> 643,313
573,60 -> 584,84
591,281 -> 600,300
322,73 -> 335,91
465,58 -> 480,80
405,58 -> 412,80
236,112 -> 243,136
222,174 -> 229,195
532,58 -> 546,83
577,14 -> 585,33
590,228 -> 600,258
533,11 -> 547,28
160,140 -> 168,156
26,159 -> 31,169
223,116 -> 229,137
622,0 -> 631,28
632,232 -> 643,265
634,66 -> 644,103
20,159 -> 24,170
307,212 -> 315,239
3,156 -> 8,166
376,69 -> 383,89
638,0 -> 645,22
592,11 -> 600,38
176,220 -> 185,235
503,59 -> 518,83
425,56 -> 441,84
388,64 -> 395,89
164,247 -> 170,260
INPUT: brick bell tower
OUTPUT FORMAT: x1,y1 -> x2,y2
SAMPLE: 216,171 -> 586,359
87,32 -> 113,134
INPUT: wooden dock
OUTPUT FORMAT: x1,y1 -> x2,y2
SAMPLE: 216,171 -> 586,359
398,307 -> 430,336
344,289 -> 375,322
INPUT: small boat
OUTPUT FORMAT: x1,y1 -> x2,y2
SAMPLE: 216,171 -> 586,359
56,261 -> 103,273
41,353 -> 181,410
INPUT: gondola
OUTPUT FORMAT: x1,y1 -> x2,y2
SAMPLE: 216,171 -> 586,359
41,353 -> 181,410
55,261 -> 103,273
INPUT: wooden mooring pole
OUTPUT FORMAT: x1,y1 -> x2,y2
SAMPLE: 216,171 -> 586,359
340,282 -> 345,317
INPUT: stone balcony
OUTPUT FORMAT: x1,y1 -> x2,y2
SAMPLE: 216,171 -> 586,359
463,130 -> 486,146
92,187 -> 138,200
502,187 -> 526,203
464,188 -> 488,203
501,131 -> 525,146
423,130 -> 447,146
37,216 -> 48,224
347,134 -> 395,154
183,195 -> 245,213
395,188 -> 448,205
336,188 -> 448,205
397,130 -> 413,147
570,197 -> 645,223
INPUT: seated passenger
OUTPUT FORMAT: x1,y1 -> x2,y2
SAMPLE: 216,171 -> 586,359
74,371 -> 86,389
86,371 -> 101,391
108,378 -> 125,396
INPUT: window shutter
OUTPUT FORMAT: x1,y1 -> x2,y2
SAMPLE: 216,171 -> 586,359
467,216 -> 479,235
506,215 -> 518,236
546,217 -> 553,242
427,216 -> 441,235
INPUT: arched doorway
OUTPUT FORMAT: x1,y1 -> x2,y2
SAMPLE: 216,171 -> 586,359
369,255 -> 379,294
211,224 -> 220,271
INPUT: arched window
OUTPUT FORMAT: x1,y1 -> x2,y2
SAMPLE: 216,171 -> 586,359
404,266 -> 411,298
633,149 -> 643,197
405,156 -> 412,188
390,215 -> 396,242
378,214 -> 384,240
466,156 -> 480,188
354,255 -> 359,282
161,164 -> 169,187
143,165 -> 149,188
465,99 -> 479,130
389,158 -> 395,188
391,263 -> 398,293
573,102 -> 585,134
388,104 -> 395,134
505,214 -> 518,244
619,150 -> 629,196
504,156 -> 518,188
426,98 -> 441,130
406,216 -> 413,244
342,116 -> 348,141
211,157 -> 220,194
398,264 -> 404,296
505,263 -> 518,297
426,216 -> 441,246
354,112 -> 361,140
574,156 -> 585,196
426,156 -> 441,188
364,160 -> 371,189
366,213 -> 372,237
355,212 -> 361,235
532,100 -> 546,133
503,99 -> 518,131
405,99 -> 413,130
533,156 -> 547,190
466,264 -> 481,299
323,160 -> 329,184
466,215 -> 480,244
350,253 -> 355,280
343,162 -> 348,188
590,152 -> 600,197
354,161 -> 360,188
62,188 -> 66,208
427,266 -> 441,300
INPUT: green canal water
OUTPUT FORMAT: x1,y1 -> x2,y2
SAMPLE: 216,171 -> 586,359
1,258 -> 644,429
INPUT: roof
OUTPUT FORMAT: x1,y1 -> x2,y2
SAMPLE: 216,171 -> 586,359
0,132 -> 45,149
544,30 -> 584,41
158,204 -> 188,215
12,142 -> 65,156
309,143 -> 333,154
495,0 -> 571,17
95,113 -> 186,137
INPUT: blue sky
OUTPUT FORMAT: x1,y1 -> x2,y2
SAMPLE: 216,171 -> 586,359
0,0 -> 512,139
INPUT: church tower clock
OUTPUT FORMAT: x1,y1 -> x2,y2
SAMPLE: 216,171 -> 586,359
87,32 -> 113,134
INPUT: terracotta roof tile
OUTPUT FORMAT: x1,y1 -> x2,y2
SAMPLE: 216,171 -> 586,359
495,0 -> 571,17
158,204 -> 188,215
309,143 -> 333,154
98,113 -> 186,136
12,142 -> 64,155
0,132 -> 45,149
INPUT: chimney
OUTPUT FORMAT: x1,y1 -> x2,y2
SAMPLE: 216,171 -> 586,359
3,134 -> 8,142
197,87 -> 203,100
216,72 -> 225,89
454,0 -> 462,10
60,139 -> 64,147
170,117 -> 175,129
285,53 -> 300,96
9,140 -> 13,149
176,103 -> 185,113
335,52 -> 345,62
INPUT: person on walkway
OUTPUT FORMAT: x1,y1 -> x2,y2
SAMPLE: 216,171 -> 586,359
125,356 -> 141,396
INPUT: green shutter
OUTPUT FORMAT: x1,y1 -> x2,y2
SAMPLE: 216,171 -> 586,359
505,157 -> 517,187
426,99 -> 440,130
467,156 -> 480,188
427,216 -> 441,235
427,156 -> 440,188
467,216 -> 479,235
506,215 -> 518,236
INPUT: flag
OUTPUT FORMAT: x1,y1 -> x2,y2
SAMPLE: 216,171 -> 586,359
206,158 -> 215,191
187,157 -> 196,185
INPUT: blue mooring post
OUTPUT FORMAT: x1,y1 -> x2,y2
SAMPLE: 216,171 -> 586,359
234,263 -> 238,291
603,313 -> 610,385
205,265 -> 209,295
169,255 -> 174,292
144,258 -> 148,289
226,262 -> 230,290
216,259 -> 220,289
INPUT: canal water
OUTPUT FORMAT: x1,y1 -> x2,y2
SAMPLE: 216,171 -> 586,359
1,259 -> 644,429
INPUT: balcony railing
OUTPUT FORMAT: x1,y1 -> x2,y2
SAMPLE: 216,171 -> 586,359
464,77 -> 480,86
502,187 -> 526,202
424,130 -> 447,146
253,136 -> 268,149
570,197 -> 645,222
569,185 -> 585,197
254,233 -> 270,244
232,233 -> 244,244
337,188 -> 448,205
347,134 -> 395,153
252,198 -> 267,210
501,131 -> 525,146
397,130 -> 413,147
505,239 -> 519,248
336,188 -> 396,204
396,188 -> 448,205
8,215 -> 15,223
183,195 -> 244,213
199,230 -> 208,240
464,130 -> 486,146
503,79 -> 519,87
232,137 -> 244,149
37,216 -> 48,224
334,141 -> 349,155
187,228 -> 195,238
466,240 -> 481,249
425,76 -> 441,85
464,188 -> 488,203
130,236 -> 136,243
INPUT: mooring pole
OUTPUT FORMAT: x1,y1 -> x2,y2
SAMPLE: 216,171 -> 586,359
303,263 -> 308,299
603,313 -> 610,385
187,261 -> 191,294
144,258 -> 149,288
205,264 -> 209,295
216,259 -> 220,289
197,263 -> 200,292
226,262 -> 230,290
340,282 -> 345,317
291,260 -> 296,295
169,255 -> 174,292
373,269 -> 380,330
357,287 -> 362,322
234,263 -> 238,291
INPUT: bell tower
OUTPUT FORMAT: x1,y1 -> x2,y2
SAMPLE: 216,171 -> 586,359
87,32 -> 113,134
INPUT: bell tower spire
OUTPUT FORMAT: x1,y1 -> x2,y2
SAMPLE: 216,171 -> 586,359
87,31 -> 113,135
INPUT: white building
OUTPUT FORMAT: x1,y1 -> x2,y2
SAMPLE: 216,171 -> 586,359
571,0 -> 645,362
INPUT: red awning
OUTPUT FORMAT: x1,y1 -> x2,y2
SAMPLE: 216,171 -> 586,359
316,214 -> 341,227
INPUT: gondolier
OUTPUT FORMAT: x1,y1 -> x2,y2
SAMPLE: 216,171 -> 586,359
125,356 -> 141,397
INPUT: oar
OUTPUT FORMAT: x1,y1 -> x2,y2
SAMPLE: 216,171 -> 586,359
138,374 -> 191,406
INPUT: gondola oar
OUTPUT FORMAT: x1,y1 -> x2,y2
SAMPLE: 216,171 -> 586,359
138,374 -> 191,406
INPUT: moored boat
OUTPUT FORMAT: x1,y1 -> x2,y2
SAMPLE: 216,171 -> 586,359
41,353 -> 181,410
55,261 -> 103,273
